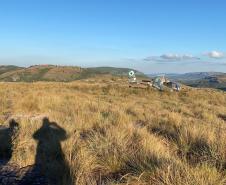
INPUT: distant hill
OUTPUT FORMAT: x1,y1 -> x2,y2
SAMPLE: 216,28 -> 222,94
147,72 -> 226,91
0,65 -> 146,82
0,65 -> 23,75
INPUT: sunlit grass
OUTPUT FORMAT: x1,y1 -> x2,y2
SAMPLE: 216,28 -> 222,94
0,78 -> 225,185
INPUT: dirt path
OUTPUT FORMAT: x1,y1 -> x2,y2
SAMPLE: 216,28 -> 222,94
0,160 -> 48,185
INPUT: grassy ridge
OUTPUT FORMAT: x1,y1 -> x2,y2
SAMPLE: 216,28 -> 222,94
0,78 -> 225,185
0,65 -> 145,82
0,65 -> 23,75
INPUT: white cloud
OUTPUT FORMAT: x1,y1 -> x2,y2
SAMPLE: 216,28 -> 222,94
161,54 -> 198,60
206,51 -> 224,59
144,53 -> 199,62
143,51 -> 226,64
161,54 -> 181,60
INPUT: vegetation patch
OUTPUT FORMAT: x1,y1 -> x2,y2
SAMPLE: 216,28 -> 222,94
0,79 -> 225,185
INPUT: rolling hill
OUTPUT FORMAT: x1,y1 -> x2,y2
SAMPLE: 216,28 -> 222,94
0,65 -> 145,82
169,72 -> 226,91
0,65 -> 23,75
1,65 -> 226,91
148,72 -> 226,91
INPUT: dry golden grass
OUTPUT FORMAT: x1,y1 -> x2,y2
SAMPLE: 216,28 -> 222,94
0,78 -> 226,185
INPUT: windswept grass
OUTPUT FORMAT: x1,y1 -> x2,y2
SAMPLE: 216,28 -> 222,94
0,78 -> 225,185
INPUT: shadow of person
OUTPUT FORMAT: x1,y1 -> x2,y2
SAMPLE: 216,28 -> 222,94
0,119 -> 19,165
19,117 -> 73,185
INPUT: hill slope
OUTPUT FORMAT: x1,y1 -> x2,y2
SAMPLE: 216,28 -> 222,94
183,73 -> 226,91
148,72 -> 226,91
0,79 -> 225,185
0,65 -> 145,82
0,65 -> 24,75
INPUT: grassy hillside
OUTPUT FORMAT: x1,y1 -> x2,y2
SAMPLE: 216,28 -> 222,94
164,72 -> 226,91
0,65 -> 146,82
0,65 -> 24,75
184,74 -> 226,91
0,78 -> 225,185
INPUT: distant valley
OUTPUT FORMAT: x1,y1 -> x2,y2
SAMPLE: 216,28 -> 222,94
148,72 -> 226,91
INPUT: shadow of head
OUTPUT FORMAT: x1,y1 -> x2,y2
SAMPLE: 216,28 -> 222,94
33,117 -> 67,142
9,119 -> 19,131
42,117 -> 49,126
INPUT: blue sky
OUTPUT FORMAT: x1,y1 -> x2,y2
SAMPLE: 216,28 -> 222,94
0,0 -> 226,73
